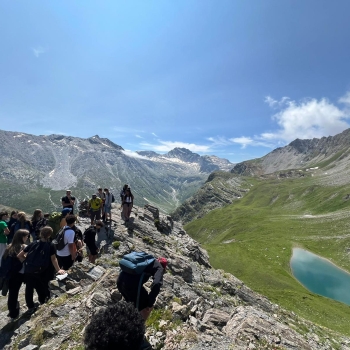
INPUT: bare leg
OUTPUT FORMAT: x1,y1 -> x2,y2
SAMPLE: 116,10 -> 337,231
140,306 -> 153,321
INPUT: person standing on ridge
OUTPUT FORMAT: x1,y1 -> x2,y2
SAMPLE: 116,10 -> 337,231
0,212 -> 10,266
96,187 -> 105,218
83,220 -> 103,264
117,256 -> 167,320
88,194 -> 102,225
61,190 -> 76,214
56,215 -> 77,270
104,188 -> 112,222
122,187 -> 134,222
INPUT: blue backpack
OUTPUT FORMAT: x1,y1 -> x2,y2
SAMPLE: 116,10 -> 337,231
119,252 -> 155,308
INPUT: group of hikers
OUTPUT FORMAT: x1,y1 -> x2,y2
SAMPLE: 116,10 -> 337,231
0,185 -> 168,350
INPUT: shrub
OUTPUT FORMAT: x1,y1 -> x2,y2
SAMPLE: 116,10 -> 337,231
112,241 -> 120,249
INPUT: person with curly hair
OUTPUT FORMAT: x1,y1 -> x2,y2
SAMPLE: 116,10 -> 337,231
84,301 -> 146,350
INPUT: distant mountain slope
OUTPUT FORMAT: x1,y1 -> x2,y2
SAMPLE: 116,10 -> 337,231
0,130 -> 233,213
174,128 -> 350,224
171,171 -> 250,224
231,128 -> 350,183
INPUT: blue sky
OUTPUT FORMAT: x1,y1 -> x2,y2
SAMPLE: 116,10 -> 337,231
1,1 -> 350,163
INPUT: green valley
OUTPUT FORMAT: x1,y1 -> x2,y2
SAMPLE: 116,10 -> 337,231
185,172 -> 350,335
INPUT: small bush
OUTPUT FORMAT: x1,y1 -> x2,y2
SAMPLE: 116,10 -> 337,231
142,236 -> 154,245
112,241 -> 120,249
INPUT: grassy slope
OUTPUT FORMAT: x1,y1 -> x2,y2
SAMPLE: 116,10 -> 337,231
185,174 -> 350,335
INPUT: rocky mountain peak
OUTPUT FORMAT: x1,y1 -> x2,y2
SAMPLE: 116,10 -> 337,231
166,148 -> 201,163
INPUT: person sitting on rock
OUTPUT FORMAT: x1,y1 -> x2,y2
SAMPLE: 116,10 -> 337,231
83,220 -> 103,264
61,189 -> 76,214
122,187 -> 134,222
17,226 -> 65,313
117,257 -> 168,320
88,194 -> 102,225
84,301 -> 146,350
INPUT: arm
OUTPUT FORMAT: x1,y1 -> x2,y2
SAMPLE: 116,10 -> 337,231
4,227 -> 10,235
17,250 -> 26,262
148,263 -> 164,307
51,255 -> 65,274
68,243 -> 75,260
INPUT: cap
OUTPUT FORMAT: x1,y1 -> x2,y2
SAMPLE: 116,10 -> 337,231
92,194 -> 97,197
158,257 -> 168,269
62,208 -> 72,215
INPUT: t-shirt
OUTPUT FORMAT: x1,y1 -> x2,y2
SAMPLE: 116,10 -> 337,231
104,193 -> 112,206
61,195 -> 76,210
24,241 -> 56,257
84,227 -> 97,246
89,198 -> 102,211
56,227 -> 76,257
0,221 -> 8,244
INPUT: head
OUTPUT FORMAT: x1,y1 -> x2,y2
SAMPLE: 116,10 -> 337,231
66,214 -> 76,226
158,257 -> 168,270
104,188 -> 109,193
32,209 -> 43,221
17,212 -> 26,224
92,194 -> 97,200
62,208 -> 72,217
123,184 -> 128,190
0,211 -> 9,221
39,226 -> 53,240
66,190 -> 72,196
95,220 -> 104,231
44,213 -> 50,219
98,188 -> 103,193
10,211 -> 18,219
6,229 -> 30,257
84,301 -> 145,350
125,187 -> 131,196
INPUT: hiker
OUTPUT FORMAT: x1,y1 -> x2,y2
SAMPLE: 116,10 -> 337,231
117,252 -> 168,320
96,187 -> 105,218
34,213 -> 49,240
122,187 -> 134,222
83,220 -> 103,264
61,189 -> 76,214
0,211 -> 10,266
3,229 -> 28,318
71,224 -> 84,263
84,301 -> 146,350
60,208 -> 72,228
104,188 -> 113,222
18,226 -> 65,313
11,212 -> 32,243
120,184 -> 128,206
7,211 -> 18,244
88,194 -> 102,225
55,214 -> 77,270
31,209 -> 43,241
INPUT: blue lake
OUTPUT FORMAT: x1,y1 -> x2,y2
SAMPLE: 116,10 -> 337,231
290,248 -> 350,305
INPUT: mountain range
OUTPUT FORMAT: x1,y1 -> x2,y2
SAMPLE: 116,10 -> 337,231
0,129 -> 233,213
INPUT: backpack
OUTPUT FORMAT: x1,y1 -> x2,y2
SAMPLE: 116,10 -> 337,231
0,255 -> 13,280
24,241 -> 51,274
35,218 -> 47,235
14,221 -> 31,233
111,193 -> 115,203
83,226 -> 95,243
52,227 -> 70,251
119,252 -> 155,309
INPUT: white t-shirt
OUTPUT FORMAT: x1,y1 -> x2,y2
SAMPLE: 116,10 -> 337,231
56,227 -> 75,257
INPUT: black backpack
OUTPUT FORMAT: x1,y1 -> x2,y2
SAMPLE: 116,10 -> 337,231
111,193 -> 115,203
24,241 -> 51,274
35,218 -> 48,235
52,227 -> 70,251
83,226 -> 95,243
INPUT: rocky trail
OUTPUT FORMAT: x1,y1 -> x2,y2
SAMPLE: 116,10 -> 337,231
0,205 -> 349,349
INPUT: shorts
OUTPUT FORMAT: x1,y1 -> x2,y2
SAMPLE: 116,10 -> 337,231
104,204 -> 111,213
86,243 -> 98,256
90,209 -> 101,220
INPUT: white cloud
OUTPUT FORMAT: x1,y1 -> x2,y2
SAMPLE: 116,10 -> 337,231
151,132 -> 158,137
339,92 -> 350,106
263,94 -> 350,142
121,149 -> 148,159
208,136 -> 273,149
32,46 -> 46,58
140,140 -> 210,153
135,134 -> 143,138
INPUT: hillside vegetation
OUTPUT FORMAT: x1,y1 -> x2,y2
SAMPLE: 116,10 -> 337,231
185,171 -> 350,335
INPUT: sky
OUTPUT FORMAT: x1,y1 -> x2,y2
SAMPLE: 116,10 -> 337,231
1,1 -> 350,163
